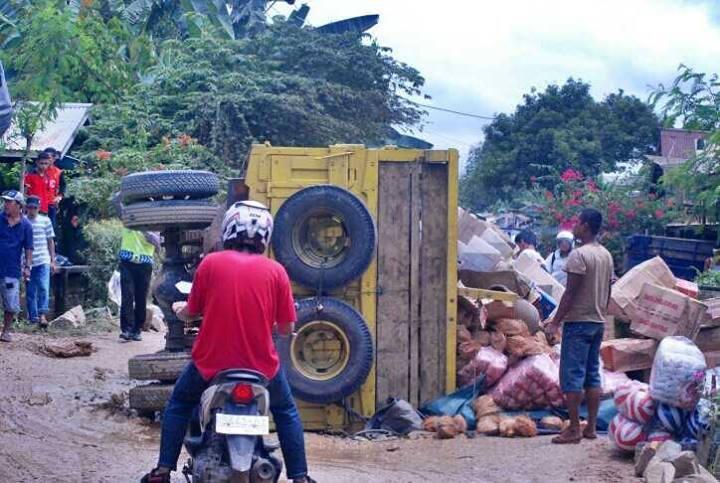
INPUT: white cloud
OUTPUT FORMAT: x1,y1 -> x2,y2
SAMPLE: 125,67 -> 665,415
274,0 -> 720,168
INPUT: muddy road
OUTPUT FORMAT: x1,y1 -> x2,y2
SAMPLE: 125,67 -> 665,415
0,331 -> 634,482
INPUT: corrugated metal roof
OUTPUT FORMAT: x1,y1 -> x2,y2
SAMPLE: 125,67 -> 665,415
1,102 -> 91,158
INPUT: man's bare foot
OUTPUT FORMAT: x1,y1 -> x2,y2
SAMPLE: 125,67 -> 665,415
583,426 -> 597,439
0,332 -> 12,342
552,427 -> 582,444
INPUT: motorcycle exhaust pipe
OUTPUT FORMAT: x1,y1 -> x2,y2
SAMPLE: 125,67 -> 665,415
251,457 -> 276,482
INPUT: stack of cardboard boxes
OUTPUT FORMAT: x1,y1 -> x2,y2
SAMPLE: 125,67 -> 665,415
601,256 -> 719,375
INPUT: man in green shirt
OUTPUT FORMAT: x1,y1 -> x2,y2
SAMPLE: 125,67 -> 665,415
118,228 -> 160,341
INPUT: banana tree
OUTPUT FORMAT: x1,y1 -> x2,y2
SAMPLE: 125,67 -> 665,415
110,0 -> 296,40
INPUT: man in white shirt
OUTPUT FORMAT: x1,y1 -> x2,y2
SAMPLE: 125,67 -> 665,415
25,196 -> 55,328
545,231 -> 574,286
514,229 -> 545,266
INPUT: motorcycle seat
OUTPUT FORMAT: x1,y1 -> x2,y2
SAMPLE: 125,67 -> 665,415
211,369 -> 268,387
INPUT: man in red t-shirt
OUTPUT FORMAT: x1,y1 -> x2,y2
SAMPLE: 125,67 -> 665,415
143,201 -> 313,483
24,151 -> 62,225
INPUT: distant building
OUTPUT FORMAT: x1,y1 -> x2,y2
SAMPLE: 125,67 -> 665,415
646,127 -> 710,170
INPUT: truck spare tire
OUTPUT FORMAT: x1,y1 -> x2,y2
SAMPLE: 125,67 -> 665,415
122,199 -> 218,231
277,297 -> 373,404
121,170 -> 219,203
272,185 -> 377,291
128,351 -> 190,382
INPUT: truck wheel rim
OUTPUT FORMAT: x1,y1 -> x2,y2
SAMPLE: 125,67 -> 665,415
291,209 -> 349,269
290,321 -> 350,381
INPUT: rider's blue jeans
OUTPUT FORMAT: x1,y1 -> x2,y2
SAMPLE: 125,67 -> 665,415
157,362 -> 308,479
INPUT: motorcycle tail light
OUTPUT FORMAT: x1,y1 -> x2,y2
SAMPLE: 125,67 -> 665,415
231,383 -> 254,404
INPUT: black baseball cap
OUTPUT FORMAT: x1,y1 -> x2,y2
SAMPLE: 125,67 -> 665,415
26,195 -> 40,208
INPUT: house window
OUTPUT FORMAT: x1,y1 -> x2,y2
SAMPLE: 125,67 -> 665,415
697,138 -> 706,151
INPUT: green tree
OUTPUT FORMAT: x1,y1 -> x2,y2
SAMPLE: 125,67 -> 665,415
2,1 -> 152,104
0,0 -> 153,189
77,22 -> 426,172
461,79 -> 659,210
651,65 -> 720,223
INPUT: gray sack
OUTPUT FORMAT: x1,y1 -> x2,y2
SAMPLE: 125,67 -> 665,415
0,61 -> 12,138
366,398 -> 424,435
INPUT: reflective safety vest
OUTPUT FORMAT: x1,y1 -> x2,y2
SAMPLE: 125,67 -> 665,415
119,228 -> 155,265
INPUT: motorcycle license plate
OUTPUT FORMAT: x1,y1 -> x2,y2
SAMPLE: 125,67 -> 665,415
215,413 -> 269,435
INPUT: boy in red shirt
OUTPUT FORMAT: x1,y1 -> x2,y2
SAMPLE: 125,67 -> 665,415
143,201 -> 313,483
24,151 -> 63,225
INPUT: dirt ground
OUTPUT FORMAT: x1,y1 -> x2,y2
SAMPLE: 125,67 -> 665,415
0,330 -> 636,482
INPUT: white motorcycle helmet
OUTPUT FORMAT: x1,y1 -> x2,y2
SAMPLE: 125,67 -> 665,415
556,230 -> 574,242
221,200 -> 274,251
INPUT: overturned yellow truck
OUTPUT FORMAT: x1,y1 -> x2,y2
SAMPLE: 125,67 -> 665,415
123,144 -> 459,429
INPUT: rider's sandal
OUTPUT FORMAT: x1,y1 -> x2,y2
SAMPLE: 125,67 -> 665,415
140,468 -> 171,483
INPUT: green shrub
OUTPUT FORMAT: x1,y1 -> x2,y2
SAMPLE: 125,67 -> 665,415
82,218 -> 123,307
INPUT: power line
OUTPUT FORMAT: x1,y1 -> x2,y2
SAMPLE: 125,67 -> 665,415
404,99 -> 496,120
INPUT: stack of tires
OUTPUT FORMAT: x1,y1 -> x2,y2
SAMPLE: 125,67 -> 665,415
120,170 -> 219,232
272,185 -> 376,405
123,170 -> 219,414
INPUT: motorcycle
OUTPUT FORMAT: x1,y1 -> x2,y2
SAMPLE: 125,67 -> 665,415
181,369 -> 283,482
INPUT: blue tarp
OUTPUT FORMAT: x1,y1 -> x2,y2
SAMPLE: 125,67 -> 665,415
420,380 -> 485,429
421,377 -> 617,434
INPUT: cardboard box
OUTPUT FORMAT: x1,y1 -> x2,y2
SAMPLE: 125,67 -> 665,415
676,278 -> 699,299
458,269 -> 532,299
600,338 -> 658,372
457,208 -> 514,258
703,350 -> 720,368
696,327 -> 720,353
702,298 -> 720,328
514,251 -> 565,302
628,283 -> 706,340
458,236 -> 502,272
610,257 -> 676,320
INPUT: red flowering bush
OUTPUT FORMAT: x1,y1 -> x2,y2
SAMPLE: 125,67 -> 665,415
532,170 -> 679,270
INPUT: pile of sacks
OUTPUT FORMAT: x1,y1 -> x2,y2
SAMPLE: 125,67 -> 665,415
473,395 -> 538,437
457,295 -> 629,412
456,301 -> 561,410
608,336 -> 710,454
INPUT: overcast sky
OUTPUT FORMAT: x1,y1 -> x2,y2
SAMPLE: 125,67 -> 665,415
274,0 -> 720,170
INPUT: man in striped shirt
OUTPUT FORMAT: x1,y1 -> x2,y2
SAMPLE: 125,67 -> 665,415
25,196 -> 55,328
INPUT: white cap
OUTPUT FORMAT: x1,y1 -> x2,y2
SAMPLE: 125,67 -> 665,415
557,230 -> 574,241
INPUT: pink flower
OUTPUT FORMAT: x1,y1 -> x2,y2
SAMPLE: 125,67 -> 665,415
655,209 -> 665,219
586,180 -> 599,193
544,191 -> 554,201
625,209 -> 637,220
560,168 -> 583,183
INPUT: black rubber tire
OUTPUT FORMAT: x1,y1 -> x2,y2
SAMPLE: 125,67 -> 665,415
128,351 -> 190,382
128,383 -> 173,412
272,185 -> 377,290
277,297 -> 374,404
122,200 -> 218,231
121,170 -> 219,203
